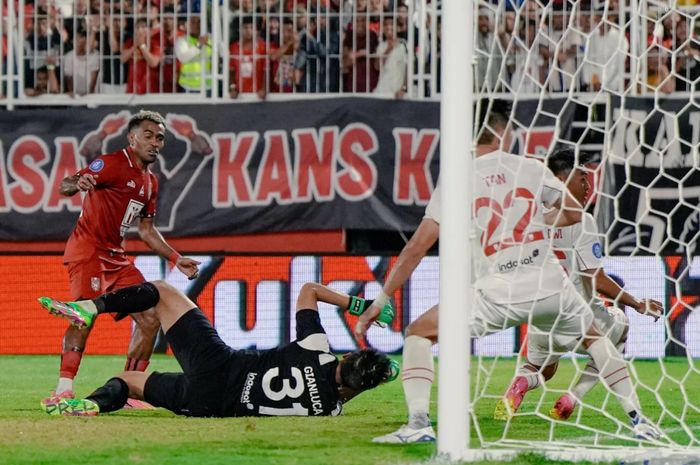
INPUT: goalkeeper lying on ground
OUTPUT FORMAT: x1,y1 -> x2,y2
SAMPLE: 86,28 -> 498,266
38,280 -> 397,417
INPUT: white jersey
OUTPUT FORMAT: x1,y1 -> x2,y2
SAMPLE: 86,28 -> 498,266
549,212 -> 606,312
426,150 -> 569,304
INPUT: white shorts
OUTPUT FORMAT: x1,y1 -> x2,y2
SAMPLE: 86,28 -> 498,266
471,278 -> 594,343
527,305 -> 629,367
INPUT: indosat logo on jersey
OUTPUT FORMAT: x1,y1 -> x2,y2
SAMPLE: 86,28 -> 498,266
497,249 -> 539,273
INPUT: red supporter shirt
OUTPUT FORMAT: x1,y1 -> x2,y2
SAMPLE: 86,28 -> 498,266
230,39 -> 267,93
124,38 -> 162,94
63,148 -> 159,264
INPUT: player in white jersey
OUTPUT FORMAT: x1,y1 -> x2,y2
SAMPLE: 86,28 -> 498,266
355,105 -> 661,444
496,149 -> 663,422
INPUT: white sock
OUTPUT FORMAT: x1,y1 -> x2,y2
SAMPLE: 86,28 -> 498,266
517,364 -> 542,390
75,299 -> 98,314
402,335 -> 434,428
585,337 -> 640,415
571,361 -> 600,401
56,377 -> 73,394
573,341 -> 626,401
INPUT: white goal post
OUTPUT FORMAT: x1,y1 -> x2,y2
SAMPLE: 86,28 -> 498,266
438,0 -> 700,462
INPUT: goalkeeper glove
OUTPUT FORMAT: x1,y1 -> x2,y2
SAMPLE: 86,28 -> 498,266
347,296 -> 395,327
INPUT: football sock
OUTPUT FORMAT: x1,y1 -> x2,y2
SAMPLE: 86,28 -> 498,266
573,341 -> 625,401
91,282 -> 160,315
56,377 -> 74,395
516,363 -> 542,390
585,337 -> 641,415
86,377 -> 129,413
571,360 -> 600,401
402,335 -> 434,428
58,349 -> 83,383
124,358 -> 150,372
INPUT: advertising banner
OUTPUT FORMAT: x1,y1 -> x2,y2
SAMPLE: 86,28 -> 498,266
0,98 -> 572,241
2,254 -> 698,359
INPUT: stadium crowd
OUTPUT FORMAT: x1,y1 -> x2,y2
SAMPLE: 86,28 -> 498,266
1,0 -> 700,99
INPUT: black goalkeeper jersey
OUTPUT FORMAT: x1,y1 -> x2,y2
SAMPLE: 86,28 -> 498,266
228,310 -> 342,417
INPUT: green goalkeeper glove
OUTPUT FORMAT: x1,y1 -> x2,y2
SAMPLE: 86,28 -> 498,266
346,296 -> 395,327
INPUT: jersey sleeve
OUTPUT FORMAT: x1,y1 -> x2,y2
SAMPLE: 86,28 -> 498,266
538,163 -> 566,207
424,183 -> 441,224
573,213 -> 604,271
295,310 -> 331,353
140,174 -> 158,218
76,154 -> 118,186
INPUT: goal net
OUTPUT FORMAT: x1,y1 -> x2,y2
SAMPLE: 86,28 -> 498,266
446,0 -> 700,461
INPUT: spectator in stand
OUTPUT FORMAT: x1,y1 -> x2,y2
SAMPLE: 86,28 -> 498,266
368,0 -> 383,35
153,7 -> 185,93
121,17 -> 162,94
229,15 -> 267,99
342,11 -> 379,92
98,6 -> 127,94
295,11 -> 326,93
62,26 -> 100,96
24,16 -> 62,90
175,15 -> 213,94
581,5 -> 628,92
319,4 -> 341,92
396,1 -> 409,40
374,15 -> 407,98
643,47 -> 675,94
672,17 -> 700,90
24,59 -> 61,96
547,8 -> 582,92
476,7 -> 502,92
508,18 -> 543,94
269,17 -> 296,93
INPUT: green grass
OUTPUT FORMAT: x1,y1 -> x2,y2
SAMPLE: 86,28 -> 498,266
0,355 -> 697,465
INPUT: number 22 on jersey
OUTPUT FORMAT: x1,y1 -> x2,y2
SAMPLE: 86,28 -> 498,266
473,188 -> 544,256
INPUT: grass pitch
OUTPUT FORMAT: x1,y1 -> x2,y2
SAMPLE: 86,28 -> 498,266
1,355 -> 695,465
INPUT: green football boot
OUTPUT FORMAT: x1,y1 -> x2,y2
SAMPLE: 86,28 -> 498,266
41,397 -> 99,417
38,297 -> 96,329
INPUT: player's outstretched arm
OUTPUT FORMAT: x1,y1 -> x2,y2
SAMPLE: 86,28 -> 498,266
137,218 -> 200,279
295,282 -> 353,312
587,268 -> 663,320
354,217 -> 439,341
59,173 -> 98,196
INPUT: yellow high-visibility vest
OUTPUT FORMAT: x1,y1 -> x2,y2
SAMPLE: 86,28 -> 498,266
178,36 -> 212,91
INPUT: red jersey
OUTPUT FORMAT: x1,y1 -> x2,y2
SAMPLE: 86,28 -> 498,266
124,38 -> 162,94
230,39 -> 267,93
63,148 -> 159,264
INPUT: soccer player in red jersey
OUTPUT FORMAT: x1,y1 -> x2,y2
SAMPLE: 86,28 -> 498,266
45,110 -> 201,407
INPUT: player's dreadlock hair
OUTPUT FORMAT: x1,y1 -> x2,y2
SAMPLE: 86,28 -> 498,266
340,349 -> 394,392
128,110 -> 166,133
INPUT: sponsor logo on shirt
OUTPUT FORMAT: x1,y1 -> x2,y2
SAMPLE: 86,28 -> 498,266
240,372 -> 257,410
592,242 -> 602,259
127,180 -> 136,188
90,277 -> 100,292
88,159 -> 104,172
497,249 -> 539,273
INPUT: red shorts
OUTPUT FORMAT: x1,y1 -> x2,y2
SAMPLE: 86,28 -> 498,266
66,252 -> 145,302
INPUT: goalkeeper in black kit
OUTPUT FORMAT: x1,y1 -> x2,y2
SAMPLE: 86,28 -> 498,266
38,280 -> 397,418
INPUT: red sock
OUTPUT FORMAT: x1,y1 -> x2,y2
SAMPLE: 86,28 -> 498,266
124,358 -> 150,371
59,350 -> 83,379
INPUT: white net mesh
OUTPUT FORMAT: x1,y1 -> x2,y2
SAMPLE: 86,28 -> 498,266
464,0 -> 700,459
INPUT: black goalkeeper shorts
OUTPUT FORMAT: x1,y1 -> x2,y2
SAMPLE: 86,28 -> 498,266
143,308 -> 256,417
